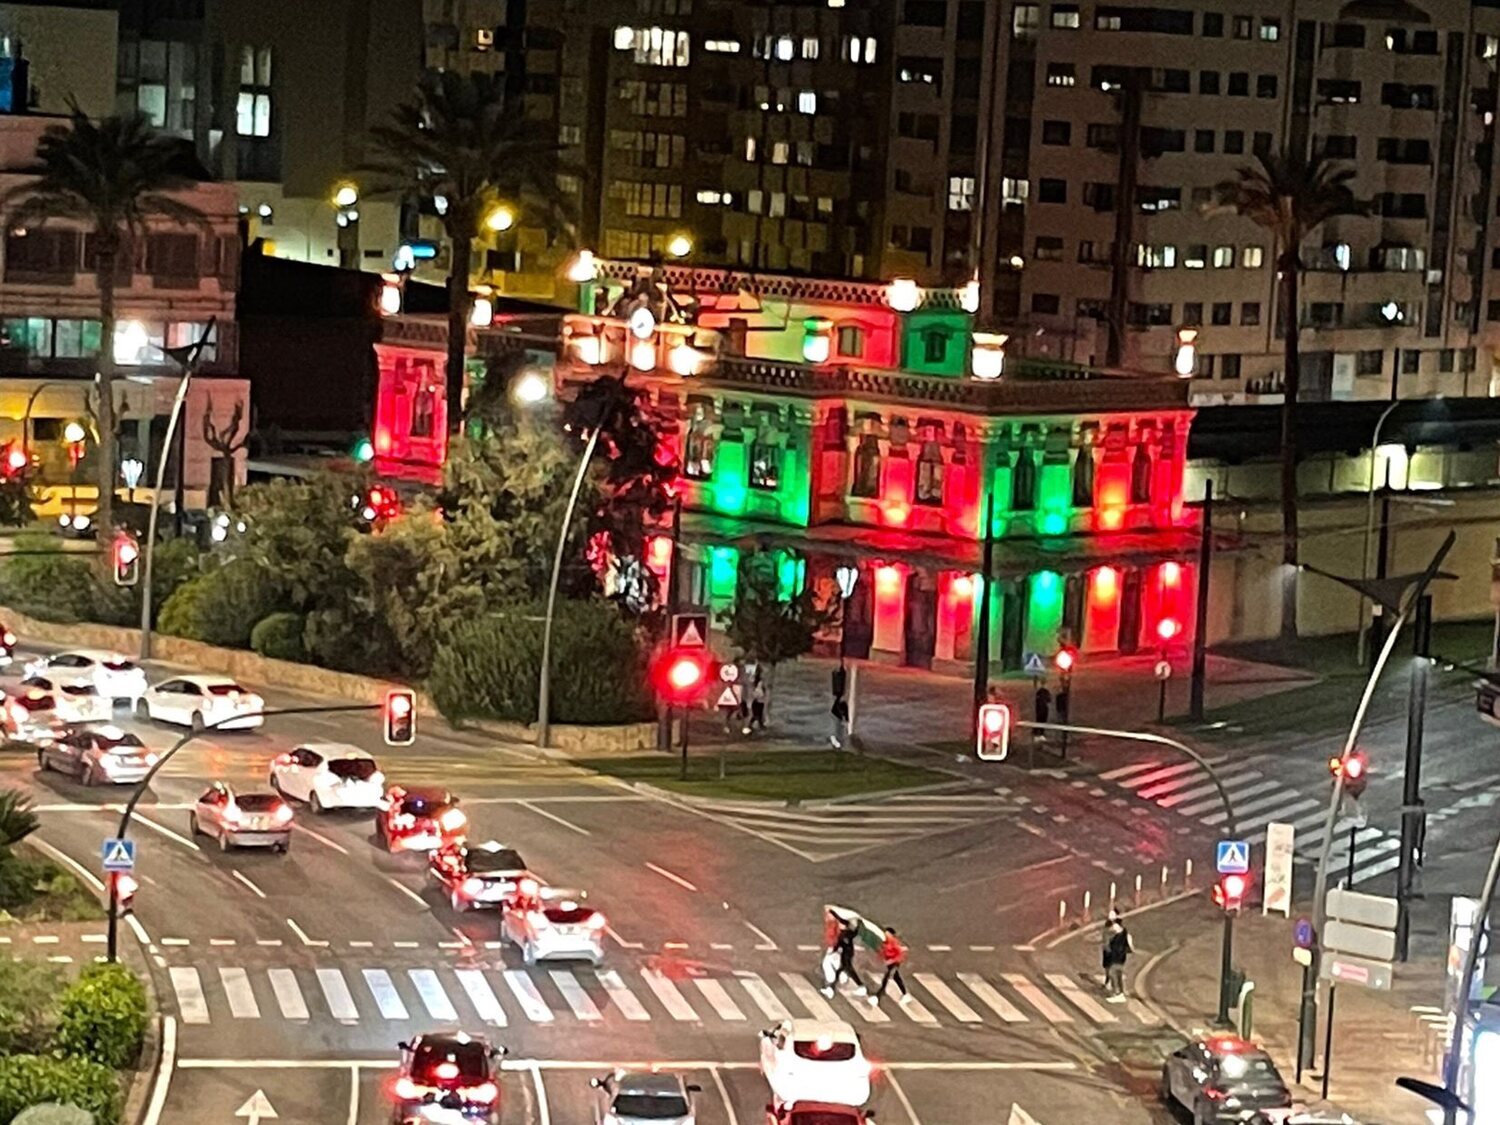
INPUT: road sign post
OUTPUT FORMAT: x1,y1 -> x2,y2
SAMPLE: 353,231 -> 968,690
1317,887 -> 1399,1094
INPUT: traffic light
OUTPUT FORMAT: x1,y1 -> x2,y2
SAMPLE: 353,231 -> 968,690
383,689 -> 416,746
651,647 -> 712,706
1329,751 -> 1369,799
976,701 -> 1012,761
112,533 -> 140,587
1213,871 -> 1249,912
1156,617 -> 1181,644
1054,646 -> 1077,675
356,486 -> 401,526
112,872 -> 138,915
0,442 -> 26,477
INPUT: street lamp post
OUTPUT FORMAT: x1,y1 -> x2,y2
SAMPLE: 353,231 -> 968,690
1356,400 -> 1402,665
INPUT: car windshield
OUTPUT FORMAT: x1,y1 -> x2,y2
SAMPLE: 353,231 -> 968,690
206,683 -> 245,696
102,660 -> 137,672
793,1040 -> 857,1062
469,848 -> 526,873
611,1094 -> 690,1118
96,731 -> 144,749
328,758 -> 377,781
544,906 -> 594,925
413,1040 -> 487,1084
233,794 -> 282,812
60,684 -> 95,696
400,791 -> 452,816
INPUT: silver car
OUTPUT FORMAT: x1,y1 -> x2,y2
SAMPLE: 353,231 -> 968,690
190,782 -> 293,852
590,1070 -> 699,1125
36,725 -> 156,786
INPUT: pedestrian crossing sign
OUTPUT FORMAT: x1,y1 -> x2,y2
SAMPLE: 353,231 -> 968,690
715,685 -> 741,710
1216,839 -> 1250,874
101,838 -> 135,871
1022,651 -> 1047,677
672,613 -> 709,648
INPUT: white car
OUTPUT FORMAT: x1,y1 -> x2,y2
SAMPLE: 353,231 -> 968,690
501,886 -> 605,965
759,1020 -> 871,1111
269,744 -> 384,812
25,651 -> 147,707
7,675 -> 110,733
141,675 -> 264,731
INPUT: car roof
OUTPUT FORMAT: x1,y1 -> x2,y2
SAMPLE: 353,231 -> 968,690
171,674 -> 246,689
786,1019 -> 858,1042
416,1031 -> 489,1050
468,847 -> 526,872
57,649 -> 130,662
297,742 -> 369,757
398,785 -> 453,803
614,1071 -> 686,1097
1200,1034 -> 1269,1058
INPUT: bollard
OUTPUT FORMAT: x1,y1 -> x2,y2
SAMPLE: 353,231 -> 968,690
1185,858 -> 1193,889
1160,864 -> 1169,896
1082,889 -> 1092,922
1109,881 -> 1117,911
1059,900 -> 1067,928
1135,873 -> 1143,905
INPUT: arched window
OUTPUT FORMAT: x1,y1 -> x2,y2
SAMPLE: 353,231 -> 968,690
685,406 -> 716,479
852,434 -> 882,497
749,426 -> 780,490
1072,448 -> 1095,507
1011,451 -> 1036,511
410,361 -> 436,438
1131,443 -> 1153,503
916,440 -> 945,505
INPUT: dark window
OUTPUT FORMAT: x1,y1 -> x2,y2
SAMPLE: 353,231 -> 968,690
1320,135 -> 1357,159
1038,178 -> 1067,203
957,1 -> 985,38
1083,182 -> 1115,210
1439,348 -> 1455,372
916,441 -> 944,505
837,325 -> 864,357
5,229 -> 78,279
1072,449 -> 1095,506
1382,83 -> 1436,109
1182,303 -> 1203,326
1093,6 -> 1194,33
1031,293 -> 1061,315
1127,302 -> 1173,326
1241,302 -> 1261,326
1202,12 -> 1223,36
1211,302 -> 1232,326
923,331 -> 948,363
410,383 -> 435,437
1011,452 -> 1036,511
1356,349 -> 1383,376
749,438 -> 780,490
1326,22 -> 1365,48
1257,74 -> 1277,98
146,233 -> 199,282
1086,123 -> 1118,150
1138,186 -> 1181,213
1194,129 -> 1215,153
1199,70 -> 1220,95
1376,137 -> 1432,164
1232,15 -> 1252,38
1227,72 -> 1249,96
1155,69 -> 1190,94
851,434 -> 881,498
1224,130 -> 1245,155
1401,349 -> 1421,375
1318,79 -> 1362,105
1140,127 -> 1186,155
1041,120 -> 1072,145
1253,131 -> 1273,156
1130,444 -> 1153,503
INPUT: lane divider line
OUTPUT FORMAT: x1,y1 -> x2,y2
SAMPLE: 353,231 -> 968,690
231,871 -> 267,899
645,862 -> 698,891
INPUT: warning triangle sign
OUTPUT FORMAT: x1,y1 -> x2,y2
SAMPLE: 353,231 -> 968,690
679,621 -> 704,647
716,685 -> 741,709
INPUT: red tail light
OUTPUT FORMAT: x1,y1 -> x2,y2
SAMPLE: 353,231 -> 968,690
393,1077 -> 422,1100
461,877 -> 484,898
272,803 -> 293,825
2,631 -> 15,646
586,912 -> 607,931
459,1082 -> 498,1105
1203,1088 -> 1227,1102
274,753 -> 291,766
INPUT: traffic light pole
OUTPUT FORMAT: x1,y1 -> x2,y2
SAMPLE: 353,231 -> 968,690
971,486 -> 998,733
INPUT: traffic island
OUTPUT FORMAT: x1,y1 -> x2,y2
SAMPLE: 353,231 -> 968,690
574,748 -> 952,802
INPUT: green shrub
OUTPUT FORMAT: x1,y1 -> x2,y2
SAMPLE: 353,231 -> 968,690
429,601 -> 654,725
303,604 -> 400,676
54,964 -> 147,1070
0,856 -> 102,923
0,1056 -> 120,1125
249,612 -> 306,662
0,960 -> 64,1055
157,559 -> 282,648
0,549 -> 95,623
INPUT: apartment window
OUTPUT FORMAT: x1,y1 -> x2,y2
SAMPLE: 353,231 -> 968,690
1042,120 -> 1072,145
1375,245 -> 1425,271
704,39 -> 741,53
617,79 -> 687,116
1136,244 -> 1176,268
1184,244 -> 1207,269
1227,72 -> 1249,97
802,36 -> 820,58
1077,298 -> 1108,319
1001,177 -> 1029,205
1327,22 -> 1365,48
1199,71 -> 1220,95
1257,75 -> 1278,99
1034,236 -> 1064,261
146,233 -> 199,282
771,141 -> 789,164
1260,18 -> 1280,41
1211,302 -> 1232,325
1194,129 -> 1215,153
5,229 -> 77,279
610,130 -> 688,169
1141,127 -> 1186,154
1399,349 -> 1421,375
1377,137 -> 1432,164
1086,123 -> 1119,150
905,0 -> 949,26
1233,15 -> 1252,38
1138,186 -> 1181,213
1242,246 -> 1264,269
748,437 -> 780,490
1038,178 -> 1067,203
1202,12 -> 1223,36
1439,348 -> 1456,372
1031,293 -> 1061,315
53,319 -> 101,358
798,90 -> 817,114
1129,445 -> 1153,503
1077,240 -> 1106,264
1182,302 -> 1203,325
236,92 -> 270,137
1212,246 -> 1234,269
615,26 -> 691,66
1155,69 -> 1190,94
1253,132 -> 1273,156
558,124 -> 582,146
922,331 -> 949,364
837,325 -> 865,357
1046,62 -> 1076,87
851,435 -> 881,499
1128,302 -> 1173,326
897,57 -> 942,86
696,189 -> 724,204
897,112 -> 940,140
1382,83 -> 1436,109
947,175 -> 976,211
1241,302 -> 1261,326
1309,302 -> 1344,326
1357,350 -> 1383,376
1374,193 -> 1428,219
1051,3 -> 1080,28
1463,347 -> 1478,372
615,180 -> 683,218
916,441 -> 945,505
1221,355 -> 1241,379
1011,2 -> 1039,36
1320,135 -> 1357,159
1224,130 -> 1244,155
1083,182 -> 1115,210
1319,80 -> 1362,105
843,35 -> 878,63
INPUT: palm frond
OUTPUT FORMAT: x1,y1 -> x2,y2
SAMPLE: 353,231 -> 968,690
1211,148 -> 1367,249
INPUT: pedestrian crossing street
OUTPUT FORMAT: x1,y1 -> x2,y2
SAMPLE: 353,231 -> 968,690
165,961 -> 1159,1031
679,787 -> 1039,862
1100,758 -> 1400,886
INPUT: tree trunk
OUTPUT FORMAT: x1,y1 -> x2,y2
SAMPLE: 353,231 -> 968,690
445,233 -> 473,436
94,242 -> 117,536
1278,251 -> 1300,641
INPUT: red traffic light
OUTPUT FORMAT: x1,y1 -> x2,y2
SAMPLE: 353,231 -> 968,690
383,689 -> 416,746
976,701 -> 1012,761
652,647 -> 712,705
666,656 -> 705,692
1329,751 -> 1369,797
112,533 -> 140,587
1214,872 -> 1249,910
1054,646 -> 1077,674
1156,617 -> 1181,642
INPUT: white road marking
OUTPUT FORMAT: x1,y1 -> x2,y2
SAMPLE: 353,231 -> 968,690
644,862 -> 698,891
142,1016 -> 175,1125
160,938 -> 189,947
736,972 -> 792,1020
349,941 -> 373,949
169,967 -> 209,1024
384,878 -> 428,908
408,969 -> 459,1021
693,978 -> 745,1021
606,927 -> 645,950
743,920 -> 779,950
127,915 -> 151,944
890,991 -> 939,1025
549,970 -> 602,1021
1003,973 -> 1071,1023
286,918 -> 329,947
596,969 -> 650,1021
346,1066 -> 359,1125
362,970 -> 410,1020
127,810 -> 200,851
293,825 -> 350,854
455,969 -> 507,1027
1045,972 -> 1117,1024
641,969 -> 699,1021
843,989 -> 889,1023
958,972 -> 1028,1022
780,972 -> 839,1021
708,1066 -> 739,1125
529,1061 -> 552,1125
1098,759 -> 1161,781
914,973 -> 982,1022
268,969 -> 308,1020
219,967 -> 260,1019
209,939 -> 236,947
231,871 -> 267,898
888,1072 -> 926,1125
257,940 -> 283,948
316,968 -> 359,1022
32,935 -> 60,944
518,800 -> 591,836
502,970 -> 554,1023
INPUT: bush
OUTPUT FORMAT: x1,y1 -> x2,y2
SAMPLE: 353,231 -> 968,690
54,964 -> 147,1070
0,960 -> 64,1055
0,548 -> 95,624
0,1056 -> 119,1125
302,604 -> 400,676
157,559 -> 282,648
0,856 -> 102,923
429,600 -> 654,725
249,612 -> 306,662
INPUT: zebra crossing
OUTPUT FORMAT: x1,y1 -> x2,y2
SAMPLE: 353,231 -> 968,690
164,961 -> 1158,1031
677,787 -> 1038,862
1100,757 -> 1400,886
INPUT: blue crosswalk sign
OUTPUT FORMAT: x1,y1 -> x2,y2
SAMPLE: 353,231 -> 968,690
100,839 -> 135,871
1216,839 -> 1250,874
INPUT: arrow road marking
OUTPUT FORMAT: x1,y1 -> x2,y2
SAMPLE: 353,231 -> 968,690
235,1089 -> 277,1125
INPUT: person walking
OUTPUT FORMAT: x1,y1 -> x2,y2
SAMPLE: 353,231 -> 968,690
822,917 -> 870,998
1102,911 -> 1134,1002
749,674 -> 768,732
830,661 -> 850,749
872,926 -> 910,1006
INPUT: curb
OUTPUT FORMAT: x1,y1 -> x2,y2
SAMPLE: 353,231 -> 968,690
123,914 -> 164,1125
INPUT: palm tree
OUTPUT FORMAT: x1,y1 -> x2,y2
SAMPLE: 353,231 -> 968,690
1,106 -> 205,537
365,71 -> 576,435
1214,150 -> 1365,639
0,789 -> 38,853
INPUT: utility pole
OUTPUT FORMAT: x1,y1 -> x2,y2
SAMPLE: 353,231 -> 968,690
1190,478 -> 1213,720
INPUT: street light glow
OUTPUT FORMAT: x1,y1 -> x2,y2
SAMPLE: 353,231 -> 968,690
333,183 -> 358,208
511,369 -> 550,406
666,234 -> 693,258
62,421 -> 86,445
485,205 -> 516,233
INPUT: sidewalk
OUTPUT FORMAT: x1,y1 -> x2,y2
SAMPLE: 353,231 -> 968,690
1126,898 -> 1439,1125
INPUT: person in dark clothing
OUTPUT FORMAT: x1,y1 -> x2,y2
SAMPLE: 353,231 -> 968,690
1102,912 -> 1134,1001
872,926 -> 910,1005
822,918 -> 870,998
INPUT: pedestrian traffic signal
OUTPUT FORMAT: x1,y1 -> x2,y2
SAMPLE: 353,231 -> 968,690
651,647 -> 713,706
1054,646 -> 1077,675
1214,872 -> 1249,912
1329,751 -> 1369,798
976,701 -> 1012,761
112,533 -> 140,587
112,872 -> 138,915
1156,617 -> 1182,643
383,689 -> 416,746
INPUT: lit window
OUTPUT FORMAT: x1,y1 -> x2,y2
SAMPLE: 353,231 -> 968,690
696,189 -> 724,204
615,26 -> 691,66
1051,4 -> 1080,28
1259,18 -> 1280,41
744,136 -> 757,161
704,39 -> 741,53
802,36 -> 820,58
1242,245 -> 1264,268
749,436 -> 780,490
776,35 -> 794,60
771,141 -> 789,165
474,28 -> 494,51
798,90 -> 817,114
1136,244 -> 1177,269
236,92 -> 271,137
1184,244 -> 1207,269
947,175 -> 975,211
1212,245 -> 1234,268
1001,177 -> 1029,205
613,26 -> 634,49
1046,62 -> 1076,87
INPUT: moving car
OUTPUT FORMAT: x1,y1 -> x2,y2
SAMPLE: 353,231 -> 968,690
377,786 -> 466,852
502,884 -> 605,965
140,675 -> 265,731
1161,1035 -> 1293,1125
429,841 -> 530,911
392,1032 -> 506,1125
270,744 -> 384,812
767,1104 -> 875,1125
590,1070 -> 699,1125
24,650 -> 147,707
759,1020 -> 872,1111
190,782 -> 293,852
36,725 -> 157,786
20,675 -> 111,726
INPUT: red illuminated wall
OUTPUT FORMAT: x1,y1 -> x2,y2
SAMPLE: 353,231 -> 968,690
373,344 -> 448,484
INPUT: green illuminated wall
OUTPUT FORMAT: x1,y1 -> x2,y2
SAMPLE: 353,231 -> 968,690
1025,570 -> 1065,655
707,545 -> 741,611
1036,459 -> 1072,537
900,309 -> 972,377
709,440 -> 749,516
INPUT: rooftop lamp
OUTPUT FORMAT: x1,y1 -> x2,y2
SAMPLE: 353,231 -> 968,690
971,332 -> 1009,380
886,277 -> 921,313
